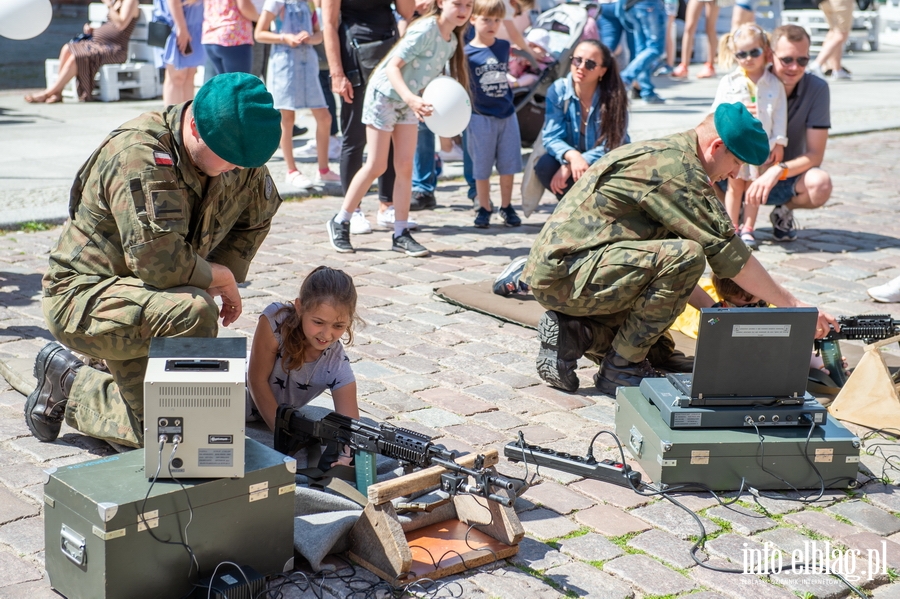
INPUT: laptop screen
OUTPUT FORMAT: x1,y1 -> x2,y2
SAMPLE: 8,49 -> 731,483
689,307 -> 818,402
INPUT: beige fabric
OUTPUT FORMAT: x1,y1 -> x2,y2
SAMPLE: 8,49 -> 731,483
819,0 -> 855,34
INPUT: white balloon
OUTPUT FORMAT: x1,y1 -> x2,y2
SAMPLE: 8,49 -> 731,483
0,0 -> 53,41
422,76 -> 472,138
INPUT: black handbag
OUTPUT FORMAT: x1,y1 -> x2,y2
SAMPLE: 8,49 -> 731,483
147,20 -> 172,48
352,36 -> 396,71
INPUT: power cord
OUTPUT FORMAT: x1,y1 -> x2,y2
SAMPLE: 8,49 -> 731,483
140,437 -> 198,577
559,427 -> 867,598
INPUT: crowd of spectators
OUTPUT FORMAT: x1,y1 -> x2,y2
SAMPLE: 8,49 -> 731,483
29,0 -> 849,248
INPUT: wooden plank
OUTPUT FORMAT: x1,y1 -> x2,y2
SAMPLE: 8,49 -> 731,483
347,501 -> 411,580
453,489 -> 524,546
367,449 -> 500,505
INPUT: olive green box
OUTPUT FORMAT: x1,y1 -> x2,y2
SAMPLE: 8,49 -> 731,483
44,437 -> 296,599
615,387 -> 861,491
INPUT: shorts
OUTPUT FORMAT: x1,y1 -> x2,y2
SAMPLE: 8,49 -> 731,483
664,0 -> 679,16
734,0 -> 755,11
466,113 -> 523,181
362,88 -> 418,131
819,0 -> 855,34
765,175 -> 799,206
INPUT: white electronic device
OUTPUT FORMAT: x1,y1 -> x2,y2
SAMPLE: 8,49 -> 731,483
143,337 -> 246,479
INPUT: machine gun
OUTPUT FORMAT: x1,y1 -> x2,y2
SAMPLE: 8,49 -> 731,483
816,314 -> 900,387
274,405 -> 516,507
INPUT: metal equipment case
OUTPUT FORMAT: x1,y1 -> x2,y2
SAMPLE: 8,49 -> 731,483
44,438 -> 296,599
615,387 -> 861,491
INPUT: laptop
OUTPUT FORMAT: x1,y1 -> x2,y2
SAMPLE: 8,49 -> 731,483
667,307 -> 818,406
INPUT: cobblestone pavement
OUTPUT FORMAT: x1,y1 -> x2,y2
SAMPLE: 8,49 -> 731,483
1,130 -> 899,598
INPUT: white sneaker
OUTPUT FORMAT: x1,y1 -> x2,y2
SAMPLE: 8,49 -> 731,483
295,143 -> 317,158
807,62 -> 826,80
438,143 -> 464,163
349,209 -> 372,235
830,67 -> 852,81
285,170 -> 313,190
376,205 -> 418,230
867,276 -> 900,303
329,136 -> 342,161
314,169 -> 341,185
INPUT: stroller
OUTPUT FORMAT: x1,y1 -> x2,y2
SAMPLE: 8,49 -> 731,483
514,1 -> 598,147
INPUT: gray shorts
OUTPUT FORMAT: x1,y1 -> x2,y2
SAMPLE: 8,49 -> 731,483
466,113 -> 523,181
362,88 -> 418,131
766,175 -> 799,206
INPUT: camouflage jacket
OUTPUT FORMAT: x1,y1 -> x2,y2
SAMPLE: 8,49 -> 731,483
43,102 -> 282,310
522,130 -> 750,297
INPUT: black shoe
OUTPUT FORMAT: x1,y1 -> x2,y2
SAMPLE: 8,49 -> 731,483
326,217 -> 354,253
474,207 -> 492,228
392,229 -> 429,257
25,342 -> 83,442
594,350 -> 661,396
499,205 -> 521,227
410,191 -> 437,211
493,256 -> 528,296
292,125 -> 308,137
536,311 -> 593,392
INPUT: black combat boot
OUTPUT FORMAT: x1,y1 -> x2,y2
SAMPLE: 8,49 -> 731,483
24,342 -> 83,442
536,311 -> 594,392
594,350 -> 661,397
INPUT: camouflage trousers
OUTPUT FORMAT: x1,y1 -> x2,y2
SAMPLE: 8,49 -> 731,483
532,239 -> 705,363
43,278 -> 219,447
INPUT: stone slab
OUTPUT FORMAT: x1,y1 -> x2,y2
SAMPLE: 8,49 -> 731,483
575,505 -> 650,537
628,528 -> 707,569
603,554 -> 696,596
519,507 -> 583,541
544,562 -> 634,599
705,505 -> 777,535
557,533 -> 624,563
508,536 -> 572,571
630,501 -> 721,540
828,500 -> 900,536
522,481 -> 596,515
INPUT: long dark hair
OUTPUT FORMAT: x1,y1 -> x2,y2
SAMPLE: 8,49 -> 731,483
576,40 -> 628,152
277,266 -> 359,371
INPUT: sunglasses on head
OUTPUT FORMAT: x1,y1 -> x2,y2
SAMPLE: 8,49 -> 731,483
777,55 -> 810,67
734,47 -> 764,60
571,56 -> 598,71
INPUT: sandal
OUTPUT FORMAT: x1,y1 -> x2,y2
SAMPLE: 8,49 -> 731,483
45,93 -> 63,104
24,92 -> 48,103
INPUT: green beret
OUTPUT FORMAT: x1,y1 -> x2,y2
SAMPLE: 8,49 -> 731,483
714,102 -> 770,166
193,73 -> 281,168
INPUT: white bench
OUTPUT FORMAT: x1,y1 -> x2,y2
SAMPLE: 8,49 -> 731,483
45,3 -> 161,102
783,9 -> 880,52
881,0 -> 900,47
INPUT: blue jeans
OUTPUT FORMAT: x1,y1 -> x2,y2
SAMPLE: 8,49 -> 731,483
598,2 -> 635,58
621,0 -> 666,98
412,121 -> 436,195
203,44 -> 253,76
534,153 -> 572,200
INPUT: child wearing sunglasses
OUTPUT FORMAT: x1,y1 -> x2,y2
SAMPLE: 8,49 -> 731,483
711,23 -> 787,250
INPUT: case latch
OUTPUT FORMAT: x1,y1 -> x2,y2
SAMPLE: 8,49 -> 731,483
628,426 -> 643,458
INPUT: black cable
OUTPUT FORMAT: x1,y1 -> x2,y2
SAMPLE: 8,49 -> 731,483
205,561 -> 255,599
167,440 -> 199,576
139,438 -> 197,575
749,418 -> 826,503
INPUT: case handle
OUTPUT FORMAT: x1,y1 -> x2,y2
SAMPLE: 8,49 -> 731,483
60,524 -> 86,566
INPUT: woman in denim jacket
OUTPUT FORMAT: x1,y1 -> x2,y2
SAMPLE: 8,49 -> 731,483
534,40 -> 629,199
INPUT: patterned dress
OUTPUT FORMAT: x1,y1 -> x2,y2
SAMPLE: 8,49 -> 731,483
70,17 -> 138,101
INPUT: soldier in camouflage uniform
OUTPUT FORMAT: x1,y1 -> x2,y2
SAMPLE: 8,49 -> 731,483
25,73 -> 283,447
522,103 -> 838,395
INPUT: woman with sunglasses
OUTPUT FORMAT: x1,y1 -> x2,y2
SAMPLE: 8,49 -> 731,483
534,40 -> 629,200
711,23 -> 787,250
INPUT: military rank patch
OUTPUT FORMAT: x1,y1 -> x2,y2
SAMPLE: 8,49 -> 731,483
265,175 -> 274,200
153,151 -> 174,166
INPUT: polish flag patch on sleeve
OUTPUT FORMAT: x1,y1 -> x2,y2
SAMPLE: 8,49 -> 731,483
153,151 -> 174,166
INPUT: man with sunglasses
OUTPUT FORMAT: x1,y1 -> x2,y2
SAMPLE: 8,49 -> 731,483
744,24 -> 832,243
522,102 -> 839,396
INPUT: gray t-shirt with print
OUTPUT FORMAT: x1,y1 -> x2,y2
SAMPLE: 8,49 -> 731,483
246,302 -> 355,419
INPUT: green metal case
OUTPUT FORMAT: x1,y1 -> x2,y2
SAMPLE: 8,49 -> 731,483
615,387 -> 861,491
44,438 -> 296,599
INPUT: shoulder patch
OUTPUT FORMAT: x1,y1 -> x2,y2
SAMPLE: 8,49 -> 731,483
153,151 -> 173,166
265,175 -> 274,200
